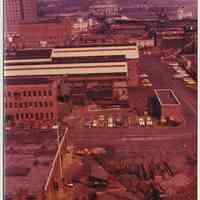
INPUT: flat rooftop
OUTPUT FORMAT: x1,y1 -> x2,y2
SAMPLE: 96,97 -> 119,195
5,77 -> 53,85
5,55 -> 126,66
154,89 -> 181,105
5,49 -> 52,60
5,44 -> 139,62
5,129 -> 58,197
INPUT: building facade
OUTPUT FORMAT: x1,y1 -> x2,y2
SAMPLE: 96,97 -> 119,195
5,18 -> 72,49
89,4 -> 119,17
5,78 -> 59,127
5,45 -> 139,105
5,0 -> 38,31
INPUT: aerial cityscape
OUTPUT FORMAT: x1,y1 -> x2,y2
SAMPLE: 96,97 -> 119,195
4,0 -> 197,199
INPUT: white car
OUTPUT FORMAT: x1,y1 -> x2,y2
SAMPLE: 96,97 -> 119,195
146,117 -> 153,126
92,120 -> 98,128
138,118 -> 145,127
169,62 -> 179,66
140,73 -> 148,78
5,126 -> 11,130
184,78 -> 196,85
107,117 -> 114,128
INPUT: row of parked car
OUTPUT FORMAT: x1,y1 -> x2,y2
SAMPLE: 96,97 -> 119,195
83,115 -> 153,128
169,62 -> 196,85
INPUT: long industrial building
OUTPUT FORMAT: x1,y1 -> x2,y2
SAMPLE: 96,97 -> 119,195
5,44 -> 139,87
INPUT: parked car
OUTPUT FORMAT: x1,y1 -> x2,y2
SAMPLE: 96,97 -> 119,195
183,78 -> 196,85
107,117 -> 114,128
169,62 -> 179,66
41,125 -> 48,130
143,83 -> 152,87
140,73 -> 148,78
146,117 -> 153,126
92,120 -> 98,128
84,118 -> 92,128
98,115 -> 105,128
123,117 -> 129,128
141,79 -> 150,84
173,74 -> 185,79
5,126 -> 11,131
138,118 -> 145,127
160,117 -> 167,125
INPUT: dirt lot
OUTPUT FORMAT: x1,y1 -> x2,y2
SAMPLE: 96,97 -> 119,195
61,135 -> 196,200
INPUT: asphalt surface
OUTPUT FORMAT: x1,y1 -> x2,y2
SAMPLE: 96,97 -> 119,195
70,53 -> 197,155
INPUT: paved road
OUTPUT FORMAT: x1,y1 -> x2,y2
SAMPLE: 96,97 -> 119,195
70,53 -> 197,154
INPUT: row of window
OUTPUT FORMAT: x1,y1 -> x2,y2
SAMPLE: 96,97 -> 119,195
7,90 -> 52,97
5,101 -> 53,108
15,112 -> 54,120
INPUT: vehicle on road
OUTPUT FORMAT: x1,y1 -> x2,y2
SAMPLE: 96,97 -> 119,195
138,118 -> 145,127
146,117 -> 153,126
107,117 -> 114,128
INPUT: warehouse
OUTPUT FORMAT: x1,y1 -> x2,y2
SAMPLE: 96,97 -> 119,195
5,45 -> 139,86
5,45 -> 139,106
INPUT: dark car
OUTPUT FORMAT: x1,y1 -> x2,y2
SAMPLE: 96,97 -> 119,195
87,177 -> 108,189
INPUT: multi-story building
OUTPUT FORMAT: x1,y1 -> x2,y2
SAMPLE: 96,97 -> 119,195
5,44 -> 139,105
5,0 -> 38,32
5,18 -> 72,49
89,1 -> 119,18
4,77 -> 59,126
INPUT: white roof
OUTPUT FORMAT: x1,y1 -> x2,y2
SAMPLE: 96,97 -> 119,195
5,62 -> 128,77
51,46 -> 139,59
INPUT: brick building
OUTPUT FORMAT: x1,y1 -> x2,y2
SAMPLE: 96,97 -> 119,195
5,18 -> 72,49
5,45 -> 139,105
5,0 -> 38,32
4,77 -> 59,127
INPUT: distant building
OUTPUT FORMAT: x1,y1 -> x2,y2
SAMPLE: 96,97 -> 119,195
5,18 -> 72,49
89,4 -> 119,17
177,7 -> 193,20
5,0 -> 38,31
4,77 -> 59,127
156,28 -> 185,49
